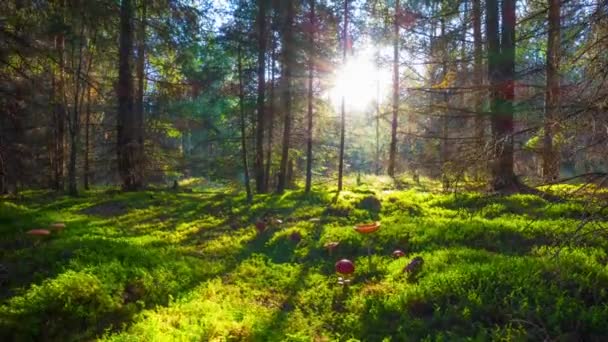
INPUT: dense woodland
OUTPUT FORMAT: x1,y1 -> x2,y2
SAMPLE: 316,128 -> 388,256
2,0 -> 607,195
3,0 -> 608,341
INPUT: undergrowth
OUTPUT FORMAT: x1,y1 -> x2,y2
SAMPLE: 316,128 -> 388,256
1,176 -> 608,341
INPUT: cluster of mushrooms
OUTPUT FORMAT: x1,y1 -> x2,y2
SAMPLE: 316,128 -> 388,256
326,222 -> 424,286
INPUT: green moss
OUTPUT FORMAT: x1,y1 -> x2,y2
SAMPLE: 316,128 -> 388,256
1,177 -> 608,341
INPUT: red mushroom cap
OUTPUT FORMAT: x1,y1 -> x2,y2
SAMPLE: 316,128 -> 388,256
27,229 -> 51,236
393,249 -> 405,258
335,259 -> 355,275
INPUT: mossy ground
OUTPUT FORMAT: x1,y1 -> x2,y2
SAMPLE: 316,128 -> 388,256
1,176 -> 608,341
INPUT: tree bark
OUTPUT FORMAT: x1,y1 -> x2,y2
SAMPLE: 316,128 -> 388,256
68,15 -> 86,196
277,0 -> 294,194
237,44 -> 252,202
52,2 -> 66,191
472,0 -> 484,176
387,0 -> 399,177
305,0 -> 315,193
543,0 -> 561,182
117,0 -> 142,191
486,0 -> 516,190
135,0 -> 146,185
264,33 -> 276,192
84,86 -> 91,190
337,0 -> 348,192
440,17 -> 449,190
255,0 -> 267,193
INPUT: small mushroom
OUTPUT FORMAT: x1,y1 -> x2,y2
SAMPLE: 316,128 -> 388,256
49,222 -> 66,232
26,229 -> 51,246
324,241 -> 339,256
335,259 -> 355,285
392,249 -> 405,258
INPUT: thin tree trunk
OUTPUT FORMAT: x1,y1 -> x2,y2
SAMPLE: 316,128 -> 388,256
543,0 -> 561,182
135,0 -> 146,185
237,45 -> 252,202
277,0 -> 294,194
337,0 -> 348,192
264,34 -> 276,192
117,0 -> 141,191
472,0 -> 485,177
68,11 -> 86,196
305,0 -> 315,193
84,86 -> 91,190
375,78 -> 380,175
255,0 -> 267,193
53,2 -> 66,191
387,0 -> 399,177
440,17 -> 449,190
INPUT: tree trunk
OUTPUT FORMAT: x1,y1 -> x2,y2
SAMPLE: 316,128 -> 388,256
68,12 -> 87,196
305,0 -> 315,193
117,0 -> 141,191
255,0 -> 267,194
440,17 -> 449,191
543,0 -> 561,182
52,9 -> 66,191
264,34 -> 276,192
472,0 -> 484,177
277,0 -> 294,194
237,45 -> 252,202
337,0 -> 348,192
487,0 -> 516,190
387,0 -> 399,177
84,86 -> 91,190
135,0 -> 146,185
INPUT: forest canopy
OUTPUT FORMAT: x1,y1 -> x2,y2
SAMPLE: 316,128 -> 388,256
1,0 -> 606,195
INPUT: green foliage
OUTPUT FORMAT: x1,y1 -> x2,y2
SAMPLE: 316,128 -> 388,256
2,179 -> 608,340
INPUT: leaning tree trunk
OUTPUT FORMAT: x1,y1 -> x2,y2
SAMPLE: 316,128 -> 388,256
305,0 -> 315,193
387,0 -> 399,177
543,0 -> 561,182
117,0 -> 142,191
337,0 -> 348,192
277,0 -> 294,194
255,0 -> 267,194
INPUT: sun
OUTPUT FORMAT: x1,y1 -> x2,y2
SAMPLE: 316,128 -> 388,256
329,46 -> 391,113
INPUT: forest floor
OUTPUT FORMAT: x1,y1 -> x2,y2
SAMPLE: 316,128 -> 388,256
2,176 -> 608,341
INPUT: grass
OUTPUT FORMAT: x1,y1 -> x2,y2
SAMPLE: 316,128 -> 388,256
1,176 -> 608,341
